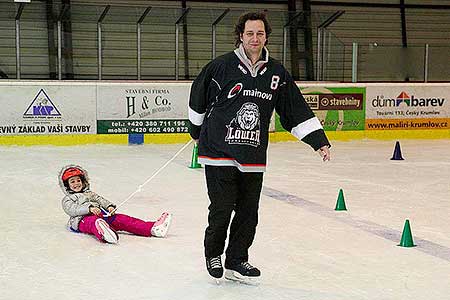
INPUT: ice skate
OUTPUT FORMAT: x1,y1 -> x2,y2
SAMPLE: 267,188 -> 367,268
206,256 -> 224,280
95,219 -> 118,244
225,262 -> 260,285
151,212 -> 172,237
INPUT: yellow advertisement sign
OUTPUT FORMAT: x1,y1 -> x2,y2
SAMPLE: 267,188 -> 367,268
366,118 -> 450,130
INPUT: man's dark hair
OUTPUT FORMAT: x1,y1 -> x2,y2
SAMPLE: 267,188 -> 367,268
233,12 -> 272,48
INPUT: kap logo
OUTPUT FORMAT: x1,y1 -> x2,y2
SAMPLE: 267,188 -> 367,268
23,89 -> 61,118
227,83 -> 243,99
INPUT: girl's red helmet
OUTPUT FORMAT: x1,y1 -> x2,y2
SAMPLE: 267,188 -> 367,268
61,167 -> 85,182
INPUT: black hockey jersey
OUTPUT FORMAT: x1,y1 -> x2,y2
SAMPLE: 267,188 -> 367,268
188,45 -> 330,172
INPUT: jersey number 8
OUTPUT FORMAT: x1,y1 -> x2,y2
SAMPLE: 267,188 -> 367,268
270,75 -> 280,90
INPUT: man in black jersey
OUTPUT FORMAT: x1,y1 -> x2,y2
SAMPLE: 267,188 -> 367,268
188,11 -> 331,283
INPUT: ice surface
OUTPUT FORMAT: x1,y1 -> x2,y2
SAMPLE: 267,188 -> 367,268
1,139 -> 449,300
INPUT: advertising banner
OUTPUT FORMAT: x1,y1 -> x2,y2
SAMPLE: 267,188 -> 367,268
96,83 -> 191,134
275,86 -> 366,132
0,85 -> 97,135
2,83 -> 448,139
366,86 -> 450,130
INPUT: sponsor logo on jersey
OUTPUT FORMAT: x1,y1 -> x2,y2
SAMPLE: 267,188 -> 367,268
242,88 -> 273,101
238,64 -> 248,74
259,67 -> 267,75
225,102 -> 260,147
227,83 -> 243,99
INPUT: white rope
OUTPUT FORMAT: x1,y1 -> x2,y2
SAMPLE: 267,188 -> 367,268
106,140 -> 194,216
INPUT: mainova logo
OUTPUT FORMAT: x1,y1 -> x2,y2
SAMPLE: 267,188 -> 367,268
23,89 -> 61,118
227,83 -> 243,99
372,91 -> 445,107
242,88 -> 273,101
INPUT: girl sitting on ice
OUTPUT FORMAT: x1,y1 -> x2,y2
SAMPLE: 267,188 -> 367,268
59,165 -> 172,244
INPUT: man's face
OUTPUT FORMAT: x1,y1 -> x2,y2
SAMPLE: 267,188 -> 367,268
240,19 -> 266,57
68,176 -> 83,192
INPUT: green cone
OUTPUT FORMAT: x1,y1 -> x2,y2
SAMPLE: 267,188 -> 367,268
189,143 -> 202,169
335,189 -> 347,211
398,219 -> 415,247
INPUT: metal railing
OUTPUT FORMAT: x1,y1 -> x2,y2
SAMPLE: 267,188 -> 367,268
349,43 -> 450,82
2,3 -> 343,80
1,2 -> 449,82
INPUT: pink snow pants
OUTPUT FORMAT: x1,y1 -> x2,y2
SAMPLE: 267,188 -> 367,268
78,214 -> 155,242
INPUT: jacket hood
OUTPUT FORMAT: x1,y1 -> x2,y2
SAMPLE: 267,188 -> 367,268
58,164 -> 90,195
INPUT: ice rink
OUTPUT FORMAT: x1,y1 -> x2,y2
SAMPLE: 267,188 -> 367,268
1,139 -> 449,300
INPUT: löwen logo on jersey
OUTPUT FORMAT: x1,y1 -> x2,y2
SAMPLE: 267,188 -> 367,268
227,83 -> 243,99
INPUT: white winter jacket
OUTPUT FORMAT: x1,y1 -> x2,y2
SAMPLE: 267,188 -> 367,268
59,165 -> 115,231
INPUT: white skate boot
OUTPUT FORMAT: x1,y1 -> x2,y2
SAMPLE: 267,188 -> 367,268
95,219 -> 118,244
151,212 -> 172,237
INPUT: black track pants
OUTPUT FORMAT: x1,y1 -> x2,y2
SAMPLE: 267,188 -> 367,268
204,165 -> 263,268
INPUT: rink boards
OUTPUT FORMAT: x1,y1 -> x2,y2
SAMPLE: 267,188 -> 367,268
0,81 -> 449,145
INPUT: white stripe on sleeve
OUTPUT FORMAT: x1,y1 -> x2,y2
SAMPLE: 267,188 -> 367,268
189,107 -> 206,126
291,117 -> 323,140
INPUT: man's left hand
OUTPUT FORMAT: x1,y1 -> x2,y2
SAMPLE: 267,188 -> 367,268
317,145 -> 331,161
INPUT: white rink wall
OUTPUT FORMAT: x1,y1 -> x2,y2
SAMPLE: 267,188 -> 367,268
0,81 -> 449,145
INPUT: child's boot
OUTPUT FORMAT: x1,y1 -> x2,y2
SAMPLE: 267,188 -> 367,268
151,212 -> 172,237
95,219 -> 118,244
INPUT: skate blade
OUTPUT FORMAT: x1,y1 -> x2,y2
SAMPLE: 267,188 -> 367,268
224,270 -> 259,286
